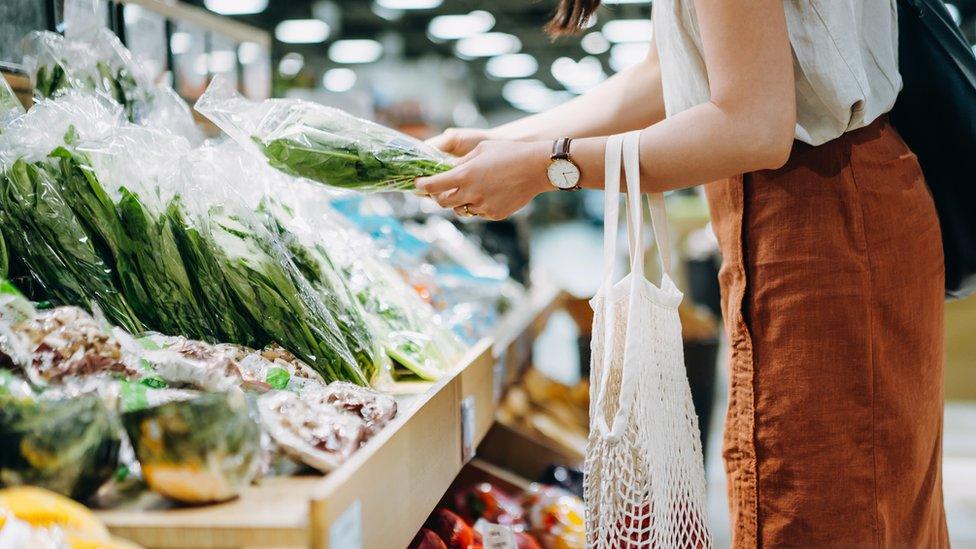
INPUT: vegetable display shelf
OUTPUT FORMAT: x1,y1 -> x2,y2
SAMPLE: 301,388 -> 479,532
96,282 -> 567,549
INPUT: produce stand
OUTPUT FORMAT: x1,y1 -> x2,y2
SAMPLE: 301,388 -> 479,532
96,282 -> 567,549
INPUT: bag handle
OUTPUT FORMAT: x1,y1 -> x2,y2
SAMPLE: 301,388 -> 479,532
593,130 -> 673,440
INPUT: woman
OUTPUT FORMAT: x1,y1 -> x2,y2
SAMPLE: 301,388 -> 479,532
417,0 -> 948,546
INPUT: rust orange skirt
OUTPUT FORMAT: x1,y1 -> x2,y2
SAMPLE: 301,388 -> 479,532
704,116 -> 948,547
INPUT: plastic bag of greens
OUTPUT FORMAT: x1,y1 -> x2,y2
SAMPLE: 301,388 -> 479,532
170,143 -> 384,386
0,93 -> 144,333
0,75 -> 25,132
260,180 -> 463,380
21,0 -> 200,142
0,372 -> 122,501
121,389 -> 261,503
195,75 -> 451,192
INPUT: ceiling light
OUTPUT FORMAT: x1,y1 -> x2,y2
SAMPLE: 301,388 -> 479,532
610,42 -> 649,72
278,52 -> 305,77
486,53 -> 538,79
551,56 -> 607,93
945,3 -> 961,24
371,3 -> 404,21
323,68 -> 357,92
208,50 -> 236,73
238,41 -> 263,65
428,11 -> 495,41
376,0 -> 442,9
328,39 -> 383,64
124,4 -> 143,25
275,19 -> 330,44
170,31 -> 192,55
455,32 -> 520,59
205,0 -> 268,15
602,19 -> 653,43
581,32 -> 610,54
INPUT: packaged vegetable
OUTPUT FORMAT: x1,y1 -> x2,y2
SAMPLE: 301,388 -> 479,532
304,382 -> 397,437
121,390 -> 261,503
521,486 -> 585,549
0,379 -> 121,501
196,75 -> 451,192
22,0 -> 200,142
257,390 -> 366,473
453,483 -> 525,527
410,528 -> 449,549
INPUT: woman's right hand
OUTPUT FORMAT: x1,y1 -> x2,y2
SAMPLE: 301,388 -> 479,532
426,127 -> 493,157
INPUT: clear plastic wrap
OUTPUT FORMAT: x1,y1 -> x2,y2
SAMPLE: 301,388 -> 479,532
121,389 -> 261,503
0,372 -> 122,501
171,142 -> 385,385
21,0 -> 200,143
196,76 -> 451,191
256,178 -> 463,380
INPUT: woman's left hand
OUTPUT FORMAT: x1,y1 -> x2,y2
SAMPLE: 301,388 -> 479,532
415,140 -> 552,220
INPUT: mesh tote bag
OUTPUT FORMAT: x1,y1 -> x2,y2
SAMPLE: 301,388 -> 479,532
585,130 -> 711,548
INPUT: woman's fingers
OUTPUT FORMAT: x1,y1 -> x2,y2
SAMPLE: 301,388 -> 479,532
416,166 -> 465,195
436,188 -> 468,208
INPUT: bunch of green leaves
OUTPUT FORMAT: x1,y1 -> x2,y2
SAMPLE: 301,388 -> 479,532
34,60 -> 139,122
0,155 -> 142,333
0,376 -> 121,501
251,105 -> 451,192
200,205 -> 373,385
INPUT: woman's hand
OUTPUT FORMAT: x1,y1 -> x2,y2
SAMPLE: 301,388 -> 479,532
415,140 -> 552,220
426,127 -> 494,157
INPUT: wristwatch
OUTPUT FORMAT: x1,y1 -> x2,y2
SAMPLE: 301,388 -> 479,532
547,137 -> 581,191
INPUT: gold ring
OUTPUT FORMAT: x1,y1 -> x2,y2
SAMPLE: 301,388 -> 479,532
463,204 -> 473,217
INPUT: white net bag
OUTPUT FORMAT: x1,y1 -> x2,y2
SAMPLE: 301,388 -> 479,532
585,130 -> 711,548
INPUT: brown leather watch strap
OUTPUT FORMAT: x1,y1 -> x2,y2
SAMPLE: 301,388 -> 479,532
551,137 -> 572,160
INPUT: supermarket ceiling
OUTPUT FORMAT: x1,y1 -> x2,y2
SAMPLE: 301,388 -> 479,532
178,0 -> 975,114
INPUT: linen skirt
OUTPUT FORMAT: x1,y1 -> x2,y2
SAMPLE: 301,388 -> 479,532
704,116 -> 948,547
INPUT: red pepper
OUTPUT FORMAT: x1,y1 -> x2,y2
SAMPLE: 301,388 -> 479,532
425,508 -> 477,549
409,528 -> 448,549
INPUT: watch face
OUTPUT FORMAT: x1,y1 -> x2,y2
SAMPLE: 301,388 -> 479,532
548,158 -> 580,189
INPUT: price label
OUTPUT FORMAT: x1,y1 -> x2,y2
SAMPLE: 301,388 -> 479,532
460,395 -> 476,462
329,500 -> 362,549
474,519 -> 518,549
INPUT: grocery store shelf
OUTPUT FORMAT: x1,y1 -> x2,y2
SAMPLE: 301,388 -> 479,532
97,283 -> 567,549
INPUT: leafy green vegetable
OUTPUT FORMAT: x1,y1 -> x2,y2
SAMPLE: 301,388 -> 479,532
0,384 -> 121,500
257,133 -> 450,192
121,390 -> 261,503
33,60 -> 139,122
0,157 -> 142,332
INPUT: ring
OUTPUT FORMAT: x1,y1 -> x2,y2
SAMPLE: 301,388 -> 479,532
463,204 -> 474,217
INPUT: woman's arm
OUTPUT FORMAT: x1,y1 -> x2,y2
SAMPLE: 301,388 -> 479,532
417,0 -> 796,220
429,38 -> 665,155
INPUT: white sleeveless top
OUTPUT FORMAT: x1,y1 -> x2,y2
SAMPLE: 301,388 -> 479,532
653,0 -> 902,146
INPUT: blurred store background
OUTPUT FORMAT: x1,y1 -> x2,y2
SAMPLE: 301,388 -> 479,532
1,0 -> 974,546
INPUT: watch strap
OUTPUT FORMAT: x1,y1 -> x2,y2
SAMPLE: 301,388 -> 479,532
551,137 -> 572,160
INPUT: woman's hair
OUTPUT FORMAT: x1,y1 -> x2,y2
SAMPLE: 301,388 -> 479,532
546,0 -> 602,36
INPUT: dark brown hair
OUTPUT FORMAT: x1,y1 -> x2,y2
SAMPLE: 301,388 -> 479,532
545,0 -> 602,36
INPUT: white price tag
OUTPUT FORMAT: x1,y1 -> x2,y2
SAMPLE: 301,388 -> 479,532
474,519 -> 518,549
329,500 -> 362,549
460,395 -> 476,462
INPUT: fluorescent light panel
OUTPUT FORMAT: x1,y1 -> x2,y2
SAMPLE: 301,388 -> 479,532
323,68 -> 357,92
428,11 -> 495,40
205,0 -> 268,15
376,0 -> 442,9
486,53 -> 538,79
275,19 -> 330,44
328,39 -> 384,64
455,32 -> 520,58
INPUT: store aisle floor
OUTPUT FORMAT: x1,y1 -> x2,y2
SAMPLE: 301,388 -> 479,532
532,220 -> 976,548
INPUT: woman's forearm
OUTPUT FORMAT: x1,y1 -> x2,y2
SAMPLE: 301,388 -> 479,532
570,98 -> 795,193
488,42 -> 665,142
